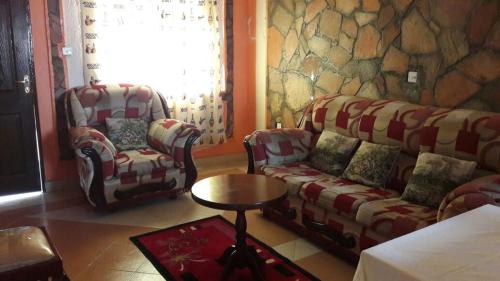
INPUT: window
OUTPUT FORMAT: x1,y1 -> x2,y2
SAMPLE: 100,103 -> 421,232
80,0 -> 233,145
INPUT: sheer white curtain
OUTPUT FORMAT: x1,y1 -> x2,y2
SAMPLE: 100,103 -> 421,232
80,0 -> 227,146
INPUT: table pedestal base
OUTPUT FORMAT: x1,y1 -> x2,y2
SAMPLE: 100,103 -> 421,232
217,210 -> 264,281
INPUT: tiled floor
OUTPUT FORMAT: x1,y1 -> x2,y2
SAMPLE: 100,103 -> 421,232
0,154 -> 355,281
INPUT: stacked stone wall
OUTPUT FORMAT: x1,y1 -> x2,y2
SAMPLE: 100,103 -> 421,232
267,0 -> 500,127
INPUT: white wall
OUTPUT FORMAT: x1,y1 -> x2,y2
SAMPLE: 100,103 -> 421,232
255,0 -> 267,129
62,0 -> 84,87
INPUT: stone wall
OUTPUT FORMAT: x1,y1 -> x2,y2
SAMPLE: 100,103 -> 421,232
48,0 -> 73,159
48,0 -> 67,98
267,0 -> 500,128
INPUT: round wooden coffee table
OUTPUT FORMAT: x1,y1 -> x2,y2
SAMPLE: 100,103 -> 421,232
191,174 -> 288,281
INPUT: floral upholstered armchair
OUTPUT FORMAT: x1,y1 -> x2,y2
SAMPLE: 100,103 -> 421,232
65,84 -> 200,209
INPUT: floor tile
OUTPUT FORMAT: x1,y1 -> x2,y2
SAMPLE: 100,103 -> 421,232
273,238 -> 322,261
136,260 -> 161,274
295,251 -> 356,281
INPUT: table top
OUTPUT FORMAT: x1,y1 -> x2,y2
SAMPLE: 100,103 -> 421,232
191,174 -> 288,211
353,204 -> 500,281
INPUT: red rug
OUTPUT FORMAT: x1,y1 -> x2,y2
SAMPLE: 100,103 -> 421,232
130,215 -> 319,281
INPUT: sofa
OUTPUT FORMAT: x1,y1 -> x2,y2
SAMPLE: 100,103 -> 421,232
65,84 -> 200,209
244,94 -> 500,263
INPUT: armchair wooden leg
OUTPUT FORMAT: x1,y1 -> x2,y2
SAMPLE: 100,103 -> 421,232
54,272 -> 70,281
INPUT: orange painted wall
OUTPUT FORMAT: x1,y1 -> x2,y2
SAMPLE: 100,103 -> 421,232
195,0 -> 257,158
29,0 -> 256,181
30,0 -> 77,182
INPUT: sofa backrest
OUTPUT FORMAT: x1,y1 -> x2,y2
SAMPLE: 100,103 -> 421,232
305,94 -> 500,193
311,95 -> 372,137
66,84 -> 169,128
420,108 -> 500,174
357,100 -> 436,155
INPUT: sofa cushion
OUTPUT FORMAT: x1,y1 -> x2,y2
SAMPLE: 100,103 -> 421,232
310,130 -> 360,176
106,118 -> 149,151
300,177 -> 400,219
401,152 -> 477,208
261,163 -> 330,196
342,141 -> 400,187
356,198 -> 437,238
115,147 -> 175,181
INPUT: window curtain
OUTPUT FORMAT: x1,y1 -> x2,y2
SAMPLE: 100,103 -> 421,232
80,0 -> 234,146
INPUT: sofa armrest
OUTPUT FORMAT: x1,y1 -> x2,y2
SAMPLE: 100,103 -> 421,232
243,129 -> 313,173
69,127 -> 117,180
438,175 -> 500,221
147,119 -> 201,169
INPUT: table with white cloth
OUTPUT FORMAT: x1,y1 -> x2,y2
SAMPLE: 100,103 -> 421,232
353,204 -> 500,281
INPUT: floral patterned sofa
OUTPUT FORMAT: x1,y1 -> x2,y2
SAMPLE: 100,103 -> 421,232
244,94 -> 500,263
65,84 -> 200,209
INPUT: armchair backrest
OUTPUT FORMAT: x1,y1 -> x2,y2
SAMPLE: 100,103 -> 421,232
65,84 -> 169,128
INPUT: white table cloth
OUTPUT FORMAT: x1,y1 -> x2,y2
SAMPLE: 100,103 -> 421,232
353,205 -> 500,281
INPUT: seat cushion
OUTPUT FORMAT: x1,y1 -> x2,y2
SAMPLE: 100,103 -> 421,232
300,177 -> 400,219
115,147 -> 175,180
356,198 -> 437,238
0,226 -> 56,272
261,163 -> 330,196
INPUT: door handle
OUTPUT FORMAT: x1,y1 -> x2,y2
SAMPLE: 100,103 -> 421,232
16,75 -> 31,94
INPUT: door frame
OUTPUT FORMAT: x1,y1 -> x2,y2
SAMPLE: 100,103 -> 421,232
25,1 -> 46,192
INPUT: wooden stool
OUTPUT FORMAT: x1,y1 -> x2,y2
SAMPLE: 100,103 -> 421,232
0,226 -> 69,281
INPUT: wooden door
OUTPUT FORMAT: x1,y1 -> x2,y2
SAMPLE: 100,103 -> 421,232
0,0 -> 42,195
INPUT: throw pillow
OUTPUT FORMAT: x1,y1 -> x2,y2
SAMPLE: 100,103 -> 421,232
105,118 -> 149,151
401,152 -> 477,209
342,141 -> 400,187
310,130 -> 360,176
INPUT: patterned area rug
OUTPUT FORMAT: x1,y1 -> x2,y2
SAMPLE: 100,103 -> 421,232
130,215 -> 319,281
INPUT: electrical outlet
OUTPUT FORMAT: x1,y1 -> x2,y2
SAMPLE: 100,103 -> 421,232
408,71 -> 418,83
276,117 -> 282,129
62,47 -> 72,56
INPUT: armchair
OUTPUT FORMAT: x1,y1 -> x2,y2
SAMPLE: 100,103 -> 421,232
65,84 -> 200,209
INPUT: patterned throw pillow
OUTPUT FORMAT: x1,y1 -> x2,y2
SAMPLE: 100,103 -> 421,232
310,130 -> 360,176
342,141 -> 400,187
105,118 -> 149,151
401,152 -> 477,209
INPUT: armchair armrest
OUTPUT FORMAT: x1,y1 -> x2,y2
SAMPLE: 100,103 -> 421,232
244,129 -> 313,173
69,127 -> 117,181
147,119 -> 201,170
69,127 -> 117,180
438,175 -> 500,221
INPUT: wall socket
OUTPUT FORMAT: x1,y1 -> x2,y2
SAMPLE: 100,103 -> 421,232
62,47 -> 73,56
408,71 -> 418,83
